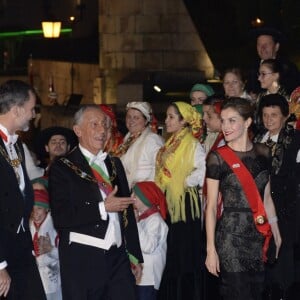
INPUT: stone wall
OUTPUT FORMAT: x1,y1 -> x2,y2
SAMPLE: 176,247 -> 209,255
99,0 -> 214,105
29,60 -> 101,106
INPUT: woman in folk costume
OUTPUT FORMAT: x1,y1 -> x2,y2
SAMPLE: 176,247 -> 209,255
205,97 -> 282,300
289,86 -> 300,129
30,185 -> 62,300
98,104 -> 124,155
115,101 -> 164,187
253,94 -> 300,298
155,101 -> 206,300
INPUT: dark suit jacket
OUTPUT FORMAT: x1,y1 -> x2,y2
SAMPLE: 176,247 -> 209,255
0,138 -> 34,263
48,146 -> 143,263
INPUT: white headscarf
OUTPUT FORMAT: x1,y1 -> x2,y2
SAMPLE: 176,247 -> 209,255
126,101 -> 152,122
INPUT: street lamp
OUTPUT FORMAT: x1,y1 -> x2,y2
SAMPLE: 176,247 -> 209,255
41,21 -> 61,38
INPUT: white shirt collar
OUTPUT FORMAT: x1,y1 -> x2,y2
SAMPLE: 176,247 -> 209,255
78,144 -> 107,165
0,123 -> 18,145
262,131 -> 279,143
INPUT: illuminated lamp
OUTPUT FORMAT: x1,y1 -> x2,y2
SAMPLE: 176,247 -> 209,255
42,21 -> 61,38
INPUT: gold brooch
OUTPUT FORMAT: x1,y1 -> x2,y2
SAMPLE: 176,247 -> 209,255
256,215 -> 266,225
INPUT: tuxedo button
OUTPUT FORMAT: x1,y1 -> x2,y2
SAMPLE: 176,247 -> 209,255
95,224 -> 100,228
85,201 -> 90,205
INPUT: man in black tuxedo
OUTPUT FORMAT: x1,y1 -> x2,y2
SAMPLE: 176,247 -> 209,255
0,80 -> 46,299
49,105 -> 143,300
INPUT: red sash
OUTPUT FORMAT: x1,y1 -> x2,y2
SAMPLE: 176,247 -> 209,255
91,168 -> 113,196
138,206 -> 159,221
217,145 -> 272,262
0,129 -> 7,142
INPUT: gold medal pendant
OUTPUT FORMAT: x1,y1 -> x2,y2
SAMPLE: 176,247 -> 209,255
11,158 -> 21,168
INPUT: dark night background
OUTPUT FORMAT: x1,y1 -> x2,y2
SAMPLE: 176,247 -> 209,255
0,0 -> 299,76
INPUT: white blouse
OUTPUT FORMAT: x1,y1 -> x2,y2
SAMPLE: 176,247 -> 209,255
121,127 -> 164,187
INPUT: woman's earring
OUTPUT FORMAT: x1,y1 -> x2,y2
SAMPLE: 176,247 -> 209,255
272,81 -> 279,89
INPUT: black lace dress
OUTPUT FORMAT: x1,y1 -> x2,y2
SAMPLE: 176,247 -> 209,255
206,143 -> 270,300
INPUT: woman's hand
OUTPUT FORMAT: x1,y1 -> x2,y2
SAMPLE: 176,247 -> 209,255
205,249 -> 220,277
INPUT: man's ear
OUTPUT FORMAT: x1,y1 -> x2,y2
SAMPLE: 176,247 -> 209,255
73,125 -> 81,137
11,105 -> 19,118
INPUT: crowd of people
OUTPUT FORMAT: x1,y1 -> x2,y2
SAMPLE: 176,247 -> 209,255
0,25 -> 300,300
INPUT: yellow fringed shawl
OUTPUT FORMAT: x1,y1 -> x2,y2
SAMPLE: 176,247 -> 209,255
155,127 -> 200,223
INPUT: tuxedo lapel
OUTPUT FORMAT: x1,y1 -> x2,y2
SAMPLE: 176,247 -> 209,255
0,138 -> 22,187
69,147 -> 95,176
68,147 -> 104,203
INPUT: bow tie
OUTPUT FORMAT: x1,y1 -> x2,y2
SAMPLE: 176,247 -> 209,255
0,129 -> 18,145
90,151 -> 107,165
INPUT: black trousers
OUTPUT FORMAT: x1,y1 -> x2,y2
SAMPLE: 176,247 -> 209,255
2,231 -> 46,300
59,241 -> 136,300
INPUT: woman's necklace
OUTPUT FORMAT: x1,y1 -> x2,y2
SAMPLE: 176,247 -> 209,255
0,143 -> 22,183
114,131 -> 142,157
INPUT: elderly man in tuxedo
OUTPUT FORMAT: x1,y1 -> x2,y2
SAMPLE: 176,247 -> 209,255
0,80 -> 46,299
49,105 -> 143,300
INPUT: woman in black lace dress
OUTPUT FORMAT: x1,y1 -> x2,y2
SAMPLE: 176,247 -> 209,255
205,97 -> 282,300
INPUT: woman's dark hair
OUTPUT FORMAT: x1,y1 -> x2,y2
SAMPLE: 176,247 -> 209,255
260,59 -> 283,82
222,67 -> 247,83
203,94 -> 226,115
258,94 -> 289,117
221,97 -> 254,121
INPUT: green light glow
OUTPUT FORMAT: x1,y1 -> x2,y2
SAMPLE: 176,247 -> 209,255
0,28 -> 72,38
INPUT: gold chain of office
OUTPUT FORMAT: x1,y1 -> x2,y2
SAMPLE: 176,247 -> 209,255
0,143 -> 23,183
60,157 -> 117,184
60,157 -> 128,228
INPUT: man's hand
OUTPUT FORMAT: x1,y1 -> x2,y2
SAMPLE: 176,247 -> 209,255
0,269 -> 11,297
131,263 -> 143,284
104,186 -> 135,212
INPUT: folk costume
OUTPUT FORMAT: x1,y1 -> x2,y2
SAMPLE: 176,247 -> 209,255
206,143 -> 271,299
49,146 -> 143,300
0,125 -> 46,300
30,189 -> 62,300
155,102 -> 206,300
133,181 -> 169,299
99,104 -> 124,155
116,102 -> 164,188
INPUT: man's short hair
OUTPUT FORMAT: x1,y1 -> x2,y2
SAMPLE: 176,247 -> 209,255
0,80 -> 35,114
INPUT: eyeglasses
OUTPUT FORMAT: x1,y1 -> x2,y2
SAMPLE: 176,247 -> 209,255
257,72 -> 274,78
